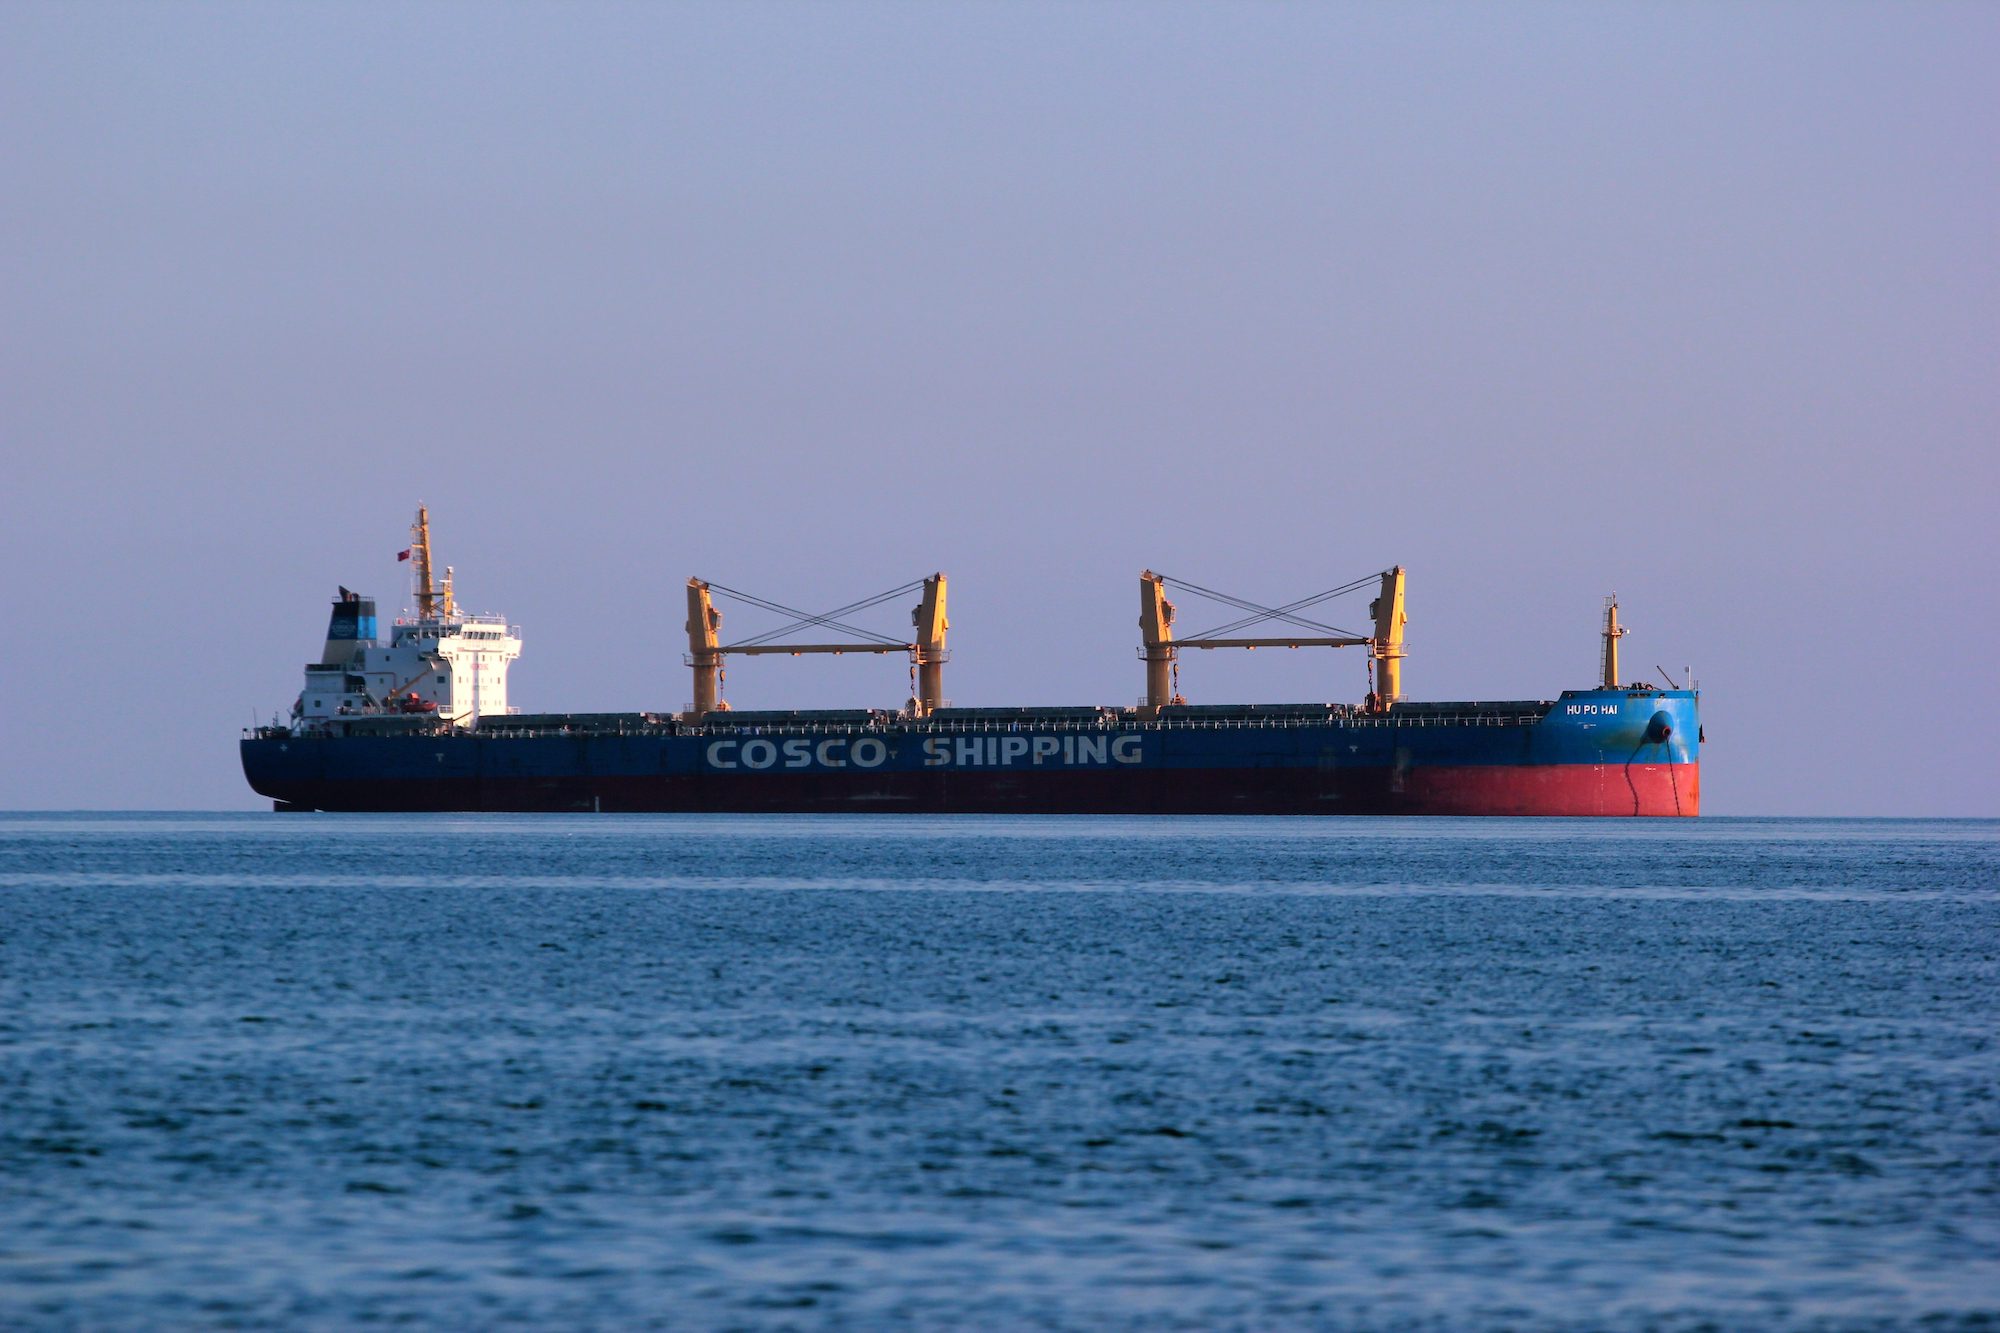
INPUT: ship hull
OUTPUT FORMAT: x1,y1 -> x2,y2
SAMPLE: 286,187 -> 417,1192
242,689 -> 1701,817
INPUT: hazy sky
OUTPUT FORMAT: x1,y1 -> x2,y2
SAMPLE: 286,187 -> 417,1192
2,2 -> 1993,814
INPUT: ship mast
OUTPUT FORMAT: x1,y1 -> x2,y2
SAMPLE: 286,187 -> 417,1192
411,506 -> 439,620
1601,595 -> 1626,689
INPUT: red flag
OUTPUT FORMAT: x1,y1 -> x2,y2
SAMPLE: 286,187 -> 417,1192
396,549 -> 412,562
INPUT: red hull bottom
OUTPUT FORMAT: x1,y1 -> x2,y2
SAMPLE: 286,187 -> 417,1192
264,763 -> 1699,817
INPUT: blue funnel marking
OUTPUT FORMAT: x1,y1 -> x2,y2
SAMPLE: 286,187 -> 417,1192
326,595 -> 378,645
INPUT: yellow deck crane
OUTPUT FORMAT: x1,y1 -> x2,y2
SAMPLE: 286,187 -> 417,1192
1138,566 -> 1408,715
683,574 -> 949,723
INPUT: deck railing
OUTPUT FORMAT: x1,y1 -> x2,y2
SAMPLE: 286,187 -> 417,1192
249,708 -> 1553,741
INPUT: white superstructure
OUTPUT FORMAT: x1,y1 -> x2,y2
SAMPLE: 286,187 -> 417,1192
297,612 -> 521,732
291,508 -> 522,734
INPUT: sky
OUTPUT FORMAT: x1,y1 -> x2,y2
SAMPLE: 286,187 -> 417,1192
1,2 -> 1993,814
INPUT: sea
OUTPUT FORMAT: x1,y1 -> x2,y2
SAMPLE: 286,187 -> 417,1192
1,813 -> 1995,1331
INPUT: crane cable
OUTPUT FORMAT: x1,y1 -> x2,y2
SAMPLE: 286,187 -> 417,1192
707,578 -> 926,649
1159,571 -> 1383,641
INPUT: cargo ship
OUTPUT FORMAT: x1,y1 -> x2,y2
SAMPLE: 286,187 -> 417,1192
241,510 -> 1700,816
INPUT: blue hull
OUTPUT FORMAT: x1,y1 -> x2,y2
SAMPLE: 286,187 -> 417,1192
243,690 -> 1701,817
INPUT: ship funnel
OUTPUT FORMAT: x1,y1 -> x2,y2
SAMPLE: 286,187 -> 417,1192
321,587 -> 378,665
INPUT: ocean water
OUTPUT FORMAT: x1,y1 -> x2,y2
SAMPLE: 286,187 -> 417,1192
1,814 -> 1995,1330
